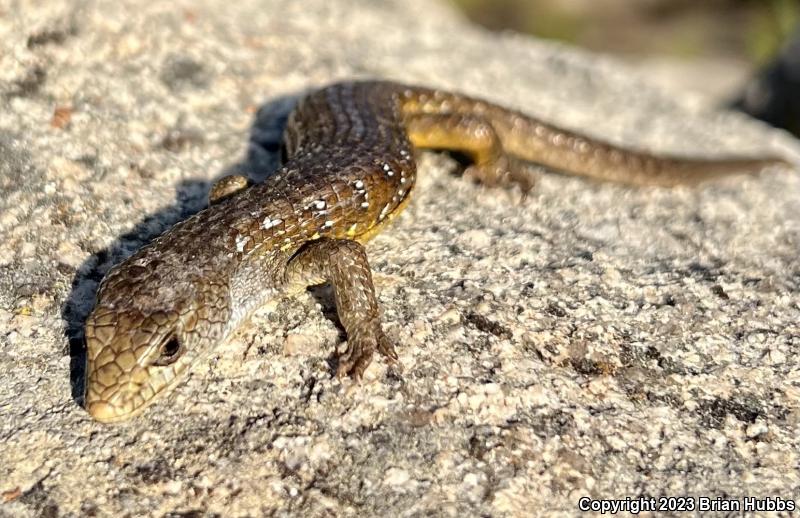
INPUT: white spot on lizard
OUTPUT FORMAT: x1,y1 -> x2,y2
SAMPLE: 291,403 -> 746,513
235,234 -> 250,253
261,217 -> 283,230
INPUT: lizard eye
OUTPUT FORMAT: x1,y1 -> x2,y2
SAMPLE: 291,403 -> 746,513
153,335 -> 184,366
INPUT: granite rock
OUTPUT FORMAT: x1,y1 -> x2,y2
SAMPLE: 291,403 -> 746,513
1,0 -> 798,516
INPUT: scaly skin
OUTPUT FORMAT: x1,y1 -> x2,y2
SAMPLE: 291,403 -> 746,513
84,80 -> 788,422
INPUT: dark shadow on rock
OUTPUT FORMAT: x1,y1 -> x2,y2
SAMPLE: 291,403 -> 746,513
219,93 -> 305,182
61,91 -> 305,408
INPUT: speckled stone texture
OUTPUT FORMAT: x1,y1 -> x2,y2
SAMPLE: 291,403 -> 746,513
1,0 -> 798,516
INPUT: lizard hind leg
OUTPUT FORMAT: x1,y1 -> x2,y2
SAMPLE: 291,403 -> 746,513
284,238 -> 397,378
404,112 -> 534,194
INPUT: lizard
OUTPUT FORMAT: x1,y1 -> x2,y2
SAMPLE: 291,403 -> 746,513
83,80 -> 789,423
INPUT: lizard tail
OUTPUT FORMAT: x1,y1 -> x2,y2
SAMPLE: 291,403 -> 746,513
400,84 -> 790,187
489,106 -> 790,186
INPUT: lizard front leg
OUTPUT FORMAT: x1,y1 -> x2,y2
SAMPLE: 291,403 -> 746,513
284,238 -> 397,378
209,174 -> 250,204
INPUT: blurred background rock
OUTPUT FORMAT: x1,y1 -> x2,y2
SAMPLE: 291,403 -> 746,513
448,0 -> 800,133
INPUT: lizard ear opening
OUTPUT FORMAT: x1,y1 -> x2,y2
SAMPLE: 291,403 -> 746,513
153,335 -> 184,366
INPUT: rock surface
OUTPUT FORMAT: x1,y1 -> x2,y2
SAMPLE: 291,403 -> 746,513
1,0 -> 799,516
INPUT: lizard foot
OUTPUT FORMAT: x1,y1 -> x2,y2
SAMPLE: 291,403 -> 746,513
336,321 -> 397,379
465,155 -> 534,196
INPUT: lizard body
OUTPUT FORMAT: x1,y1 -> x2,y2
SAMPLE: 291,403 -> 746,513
84,80 -> 786,422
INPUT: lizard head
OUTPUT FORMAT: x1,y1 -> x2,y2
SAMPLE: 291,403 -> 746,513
83,258 -> 224,423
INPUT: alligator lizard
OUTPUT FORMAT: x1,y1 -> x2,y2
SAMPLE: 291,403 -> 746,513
83,80 -> 787,423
